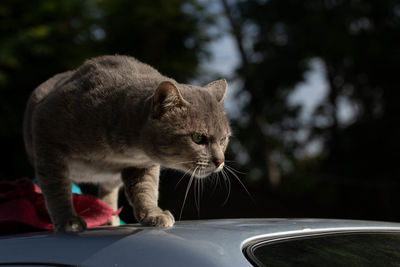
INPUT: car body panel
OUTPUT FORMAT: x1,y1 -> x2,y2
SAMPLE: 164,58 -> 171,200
1,219 -> 400,266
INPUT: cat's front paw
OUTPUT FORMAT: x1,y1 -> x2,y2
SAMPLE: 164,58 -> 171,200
139,209 -> 175,227
55,215 -> 87,232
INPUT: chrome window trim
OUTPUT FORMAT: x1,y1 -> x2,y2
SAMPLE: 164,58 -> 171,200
242,228 -> 400,267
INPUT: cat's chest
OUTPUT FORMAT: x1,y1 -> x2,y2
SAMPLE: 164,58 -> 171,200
104,148 -> 154,167
67,148 -> 154,183
67,160 -> 118,183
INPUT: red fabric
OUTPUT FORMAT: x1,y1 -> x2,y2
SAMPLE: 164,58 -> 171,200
0,178 -> 119,234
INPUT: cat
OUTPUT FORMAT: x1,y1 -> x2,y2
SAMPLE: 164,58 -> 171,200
23,55 -> 231,232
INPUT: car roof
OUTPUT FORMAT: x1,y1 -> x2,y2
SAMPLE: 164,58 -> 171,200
1,218 -> 400,267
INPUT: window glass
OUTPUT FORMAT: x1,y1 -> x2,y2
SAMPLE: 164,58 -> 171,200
247,232 -> 400,267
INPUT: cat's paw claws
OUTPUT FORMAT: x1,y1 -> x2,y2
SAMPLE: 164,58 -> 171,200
140,209 -> 175,227
56,216 -> 87,232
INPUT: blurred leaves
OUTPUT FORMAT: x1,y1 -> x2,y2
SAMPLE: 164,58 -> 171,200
225,0 -> 400,220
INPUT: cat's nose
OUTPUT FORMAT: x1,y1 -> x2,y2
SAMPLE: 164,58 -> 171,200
213,158 -> 224,167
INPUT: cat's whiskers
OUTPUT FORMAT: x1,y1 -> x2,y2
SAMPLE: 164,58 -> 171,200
178,162 -> 249,219
179,166 -> 198,220
196,160 -> 208,168
220,168 -> 231,206
223,164 -> 255,204
175,167 -> 194,189
169,160 -> 196,168
194,174 -> 200,217
212,173 -> 220,195
193,158 -> 211,179
196,168 -> 206,217
223,164 -> 247,175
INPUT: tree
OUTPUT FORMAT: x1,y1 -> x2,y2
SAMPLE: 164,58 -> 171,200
227,0 -> 400,220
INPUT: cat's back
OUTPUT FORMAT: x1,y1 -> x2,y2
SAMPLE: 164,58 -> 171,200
99,55 -> 161,77
24,55 -> 166,160
83,55 -> 162,78
70,55 -> 165,90
29,55 -> 165,112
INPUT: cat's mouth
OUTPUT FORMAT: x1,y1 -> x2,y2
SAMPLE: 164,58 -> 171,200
168,160 -> 223,179
214,162 -> 224,173
180,161 -> 223,179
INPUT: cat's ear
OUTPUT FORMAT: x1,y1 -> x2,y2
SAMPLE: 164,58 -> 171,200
152,81 -> 188,118
204,79 -> 228,103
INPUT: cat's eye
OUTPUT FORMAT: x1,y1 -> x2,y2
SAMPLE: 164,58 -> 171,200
220,137 -> 228,146
192,133 -> 206,144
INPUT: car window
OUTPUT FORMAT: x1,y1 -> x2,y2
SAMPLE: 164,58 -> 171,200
245,232 -> 400,267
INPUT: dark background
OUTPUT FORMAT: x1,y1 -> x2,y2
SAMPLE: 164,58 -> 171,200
1,0 -> 399,223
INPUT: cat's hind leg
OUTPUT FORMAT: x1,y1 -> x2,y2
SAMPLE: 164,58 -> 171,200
35,152 -> 86,232
99,179 -> 123,226
121,165 -> 175,227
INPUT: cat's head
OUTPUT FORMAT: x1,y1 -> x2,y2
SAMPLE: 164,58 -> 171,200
143,79 -> 231,178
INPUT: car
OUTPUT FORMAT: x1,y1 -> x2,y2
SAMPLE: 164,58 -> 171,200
1,218 -> 400,266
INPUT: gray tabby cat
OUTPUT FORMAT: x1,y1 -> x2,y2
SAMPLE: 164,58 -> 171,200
23,55 -> 231,232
